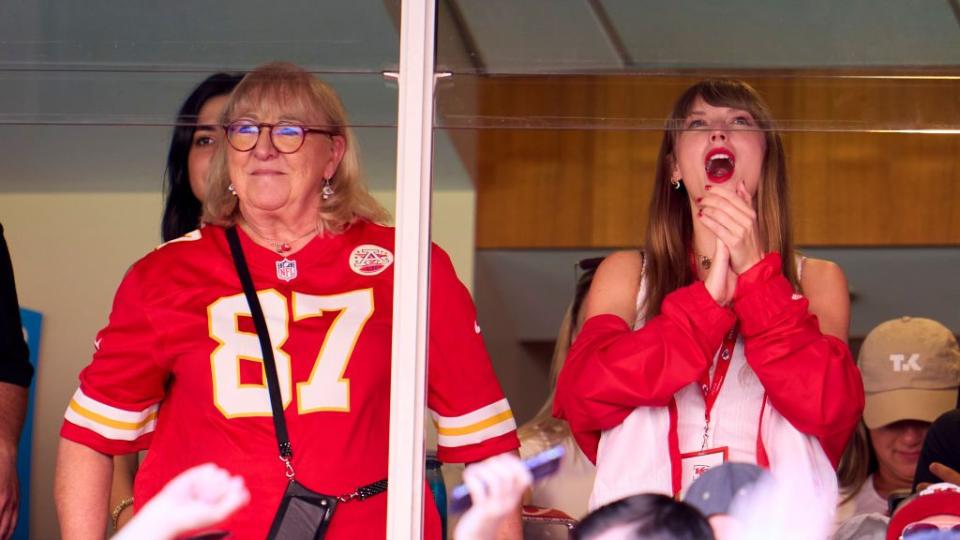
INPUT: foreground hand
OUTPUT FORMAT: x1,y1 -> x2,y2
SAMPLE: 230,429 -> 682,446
114,463 -> 248,540
916,462 -> 960,492
0,452 -> 18,540
697,181 -> 763,274
455,454 -> 532,540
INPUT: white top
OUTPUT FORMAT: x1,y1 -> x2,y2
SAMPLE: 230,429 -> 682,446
519,435 -> 596,519
589,255 -> 837,509
835,475 -> 888,525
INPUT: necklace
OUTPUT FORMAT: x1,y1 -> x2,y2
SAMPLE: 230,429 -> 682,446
695,253 -> 712,270
242,221 -> 319,254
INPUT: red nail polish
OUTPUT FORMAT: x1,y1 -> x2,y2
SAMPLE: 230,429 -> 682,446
705,185 -> 712,191
695,197 -> 703,203
697,208 -> 703,217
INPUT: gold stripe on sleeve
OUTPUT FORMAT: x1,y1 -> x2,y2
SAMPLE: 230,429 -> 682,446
437,410 -> 514,436
68,400 -> 157,432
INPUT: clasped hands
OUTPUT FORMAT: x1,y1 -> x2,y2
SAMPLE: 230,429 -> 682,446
696,180 -> 764,306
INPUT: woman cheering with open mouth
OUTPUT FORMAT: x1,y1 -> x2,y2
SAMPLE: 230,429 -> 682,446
555,79 -> 864,510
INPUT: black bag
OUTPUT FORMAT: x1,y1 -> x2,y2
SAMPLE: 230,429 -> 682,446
267,480 -> 338,540
224,227 -> 384,540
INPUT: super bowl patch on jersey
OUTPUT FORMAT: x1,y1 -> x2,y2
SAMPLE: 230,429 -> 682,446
349,244 -> 394,276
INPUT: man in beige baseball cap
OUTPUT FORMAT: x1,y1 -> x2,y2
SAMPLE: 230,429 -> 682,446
860,317 -> 960,429
836,316 -> 960,522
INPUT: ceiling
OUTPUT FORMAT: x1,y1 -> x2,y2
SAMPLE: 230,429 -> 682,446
1,0 -> 959,192
447,0 -> 960,73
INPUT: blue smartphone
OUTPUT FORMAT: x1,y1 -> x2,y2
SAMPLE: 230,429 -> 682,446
449,445 -> 565,514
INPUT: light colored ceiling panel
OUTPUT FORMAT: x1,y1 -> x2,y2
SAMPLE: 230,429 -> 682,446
0,1 -> 410,192
0,0 -> 399,71
436,0 -> 485,72
453,0 -> 622,73
602,0 -> 960,68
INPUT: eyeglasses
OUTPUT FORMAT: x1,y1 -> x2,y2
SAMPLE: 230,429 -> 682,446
901,522 -> 960,539
224,120 -> 336,154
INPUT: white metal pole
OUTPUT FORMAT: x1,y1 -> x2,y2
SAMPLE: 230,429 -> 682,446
387,0 -> 435,539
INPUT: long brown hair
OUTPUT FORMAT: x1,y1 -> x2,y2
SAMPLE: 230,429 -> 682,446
642,79 -> 798,321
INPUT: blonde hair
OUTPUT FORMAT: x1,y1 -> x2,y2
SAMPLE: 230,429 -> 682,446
837,422 -> 876,505
203,62 -> 388,232
643,79 -> 798,320
517,304 -> 575,445
517,263 -> 598,453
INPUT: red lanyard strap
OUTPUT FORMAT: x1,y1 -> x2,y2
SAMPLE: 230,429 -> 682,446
668,398 -> 681,497
698,325 -> 738,449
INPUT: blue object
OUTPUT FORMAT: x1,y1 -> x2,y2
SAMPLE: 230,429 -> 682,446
426,451 -> 447,540
13,308 -> 41,540
450,445 -> 565,514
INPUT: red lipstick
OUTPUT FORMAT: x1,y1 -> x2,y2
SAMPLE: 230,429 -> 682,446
705,148 -> 735,184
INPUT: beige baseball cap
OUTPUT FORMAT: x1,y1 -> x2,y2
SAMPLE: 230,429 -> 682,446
858,316 -> 960,429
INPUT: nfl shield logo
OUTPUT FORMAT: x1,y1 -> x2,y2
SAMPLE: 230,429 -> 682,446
275,258 -> 298,282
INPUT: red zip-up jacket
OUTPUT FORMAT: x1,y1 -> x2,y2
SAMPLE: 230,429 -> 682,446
553,253 -> 864,468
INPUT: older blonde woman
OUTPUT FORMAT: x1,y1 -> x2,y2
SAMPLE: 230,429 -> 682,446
55,62 -> 519,540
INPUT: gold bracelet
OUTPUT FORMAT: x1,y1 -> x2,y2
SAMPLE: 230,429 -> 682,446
111,497 -> 134,530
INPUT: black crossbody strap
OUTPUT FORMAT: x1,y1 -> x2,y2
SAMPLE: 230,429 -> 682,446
225,226 -> 293,461
226,226 -> 387,499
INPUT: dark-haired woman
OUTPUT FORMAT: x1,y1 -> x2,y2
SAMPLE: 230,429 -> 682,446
555,79 -> 863,509
161,72 -> 244,241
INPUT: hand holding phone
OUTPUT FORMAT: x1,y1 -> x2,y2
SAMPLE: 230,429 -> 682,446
450,445 -> 565,514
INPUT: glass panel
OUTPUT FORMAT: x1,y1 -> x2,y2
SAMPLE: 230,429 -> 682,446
437,74 -> 960,132
0,2 -> 401,539
438,0 -> 960,73
0,72 -> 398,128
434,1 -> 960,529
435,0 -> 960,131
0,1 -> 399,70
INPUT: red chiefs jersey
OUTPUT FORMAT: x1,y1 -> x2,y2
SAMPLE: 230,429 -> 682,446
61,222 -> 519,539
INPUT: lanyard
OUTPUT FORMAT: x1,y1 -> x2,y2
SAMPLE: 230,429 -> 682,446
698,325 -> 739,451
667,326 -> 772,498
668,388 -> 769,498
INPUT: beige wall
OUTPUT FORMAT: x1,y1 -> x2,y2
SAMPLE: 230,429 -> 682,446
372,189 -> 477,291
0,188 -> 475,539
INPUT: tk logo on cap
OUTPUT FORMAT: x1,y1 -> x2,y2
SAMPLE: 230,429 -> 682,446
889,353 -> 922,372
